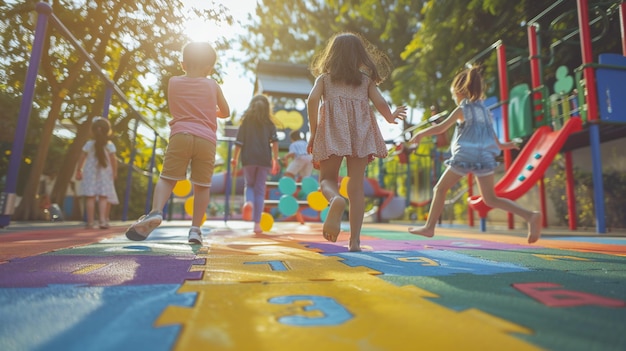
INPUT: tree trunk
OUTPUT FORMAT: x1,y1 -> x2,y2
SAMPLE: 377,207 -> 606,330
50,83 -> 108,215
13,98 -> 63,220
50,122 -> 90,209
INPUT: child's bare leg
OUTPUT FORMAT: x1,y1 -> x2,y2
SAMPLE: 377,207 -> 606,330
85,196 -> 96,227
192,184 -> 211,228
319,156 -> 345,242
475,174 -> 541,243
409,168 -> 462,237
97,196 -> 108,227
346,157 -> 368,252
151,178 -> 177,214
106,202 -> 112,222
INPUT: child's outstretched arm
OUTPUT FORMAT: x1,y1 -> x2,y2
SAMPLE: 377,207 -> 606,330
216,84 -> 230,118
496,138 -> 521,151
487,111 -> 519,151
283,151 -> 295,162
368,83 -> 406,124
410,106 -> 461,145
306,77 -> 323,153
270,140 -> 280,175
230,145 -> 241,169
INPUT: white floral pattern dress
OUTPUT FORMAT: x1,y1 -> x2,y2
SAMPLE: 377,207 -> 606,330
311,73 -> 388,163
79,140 -> 117,199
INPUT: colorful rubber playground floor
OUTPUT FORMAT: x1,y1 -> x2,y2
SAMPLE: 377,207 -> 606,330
0,220 -> 625,351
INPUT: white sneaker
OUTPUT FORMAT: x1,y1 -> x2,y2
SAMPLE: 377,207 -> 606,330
188,228 -> 202,244
125,211 -> 163,241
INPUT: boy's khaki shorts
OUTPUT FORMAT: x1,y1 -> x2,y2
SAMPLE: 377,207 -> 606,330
160,132 -> 216,187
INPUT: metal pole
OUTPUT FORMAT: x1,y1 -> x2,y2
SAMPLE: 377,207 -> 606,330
0,2 -> 52,227
223,140 -> 233,223
496,43 -> 514,229
528,23 -> 545,126
122,119 -> 140,221
527,22 -> 551,230
577,0 -> 606,233
145,132 -> 158,214
497,45 -> 512,169
405,148 -> 411,208
564,152 -> 577,230
619,1 -> 626,56
467,174 -> 474,227
102,86 -> 112,118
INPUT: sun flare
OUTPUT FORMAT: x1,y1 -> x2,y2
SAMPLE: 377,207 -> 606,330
183,18 -> 230,43
181,0 -> 236,43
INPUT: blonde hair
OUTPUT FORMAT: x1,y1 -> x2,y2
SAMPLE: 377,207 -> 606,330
182,42 -> 217,71
310,32 -> 391,86
451,65 -> 484,101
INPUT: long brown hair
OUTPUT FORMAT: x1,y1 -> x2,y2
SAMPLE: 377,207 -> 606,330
310,32 -> 392,86
240,95 -> 281,128
91,117 -> 112,168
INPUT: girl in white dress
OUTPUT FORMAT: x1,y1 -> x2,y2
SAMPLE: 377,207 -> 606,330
76,117 -> 117,229
307,32 -> 406,251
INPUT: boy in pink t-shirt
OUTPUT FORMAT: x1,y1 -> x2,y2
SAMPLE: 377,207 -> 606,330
125,42 -> 230,244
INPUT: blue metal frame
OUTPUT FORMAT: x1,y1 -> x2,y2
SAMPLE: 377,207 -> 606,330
0,3 -> 52,227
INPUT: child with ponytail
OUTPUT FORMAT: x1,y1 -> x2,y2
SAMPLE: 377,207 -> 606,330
76,117 -> 117,229
408,66 -> 541,243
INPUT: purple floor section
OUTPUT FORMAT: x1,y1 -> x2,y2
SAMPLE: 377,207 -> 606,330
0,255 -> 204,287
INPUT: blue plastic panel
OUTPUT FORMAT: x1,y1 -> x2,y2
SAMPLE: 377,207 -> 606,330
597,53 -> 626,123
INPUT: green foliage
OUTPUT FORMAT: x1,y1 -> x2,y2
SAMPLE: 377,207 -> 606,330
238,0 -> 622,114
397,0 -> 536,111
0,0 -> 232,220
239,0 -> 424,94
546,155 -> 626,229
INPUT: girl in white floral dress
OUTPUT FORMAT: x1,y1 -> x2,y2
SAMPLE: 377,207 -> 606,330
76,117 -> 117,229
307,32 -> 406,252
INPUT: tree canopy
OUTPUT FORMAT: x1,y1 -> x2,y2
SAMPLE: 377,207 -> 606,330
0,0 -> 231,220
238,0 -> 621,113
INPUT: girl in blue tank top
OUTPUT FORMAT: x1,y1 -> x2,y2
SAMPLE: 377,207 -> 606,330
407,66 -> 541,244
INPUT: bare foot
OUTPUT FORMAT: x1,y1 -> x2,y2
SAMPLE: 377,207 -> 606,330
322,196 -> 346,242
527,211 -> 542,244
253,223 -> 263,235
408,226 -> 434,238
349,238 -> 361,252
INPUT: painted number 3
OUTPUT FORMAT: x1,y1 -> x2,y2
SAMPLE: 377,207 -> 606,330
269,295 -> 353,326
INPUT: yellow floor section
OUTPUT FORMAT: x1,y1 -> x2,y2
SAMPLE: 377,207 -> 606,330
156,227 -> 540,351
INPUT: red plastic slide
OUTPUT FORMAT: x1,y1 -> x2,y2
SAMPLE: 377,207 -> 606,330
468,117 -> 583,218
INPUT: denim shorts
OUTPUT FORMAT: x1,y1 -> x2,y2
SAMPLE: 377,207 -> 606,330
447,165 -> 495,177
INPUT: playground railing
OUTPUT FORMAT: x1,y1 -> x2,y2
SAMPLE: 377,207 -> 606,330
530,85 -> 552,129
